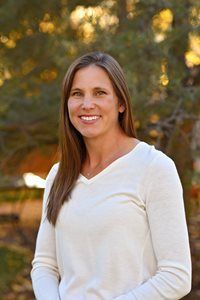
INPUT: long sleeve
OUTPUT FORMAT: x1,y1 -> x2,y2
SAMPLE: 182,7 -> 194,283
31,164 -> 60,300
114,154 -> 192,300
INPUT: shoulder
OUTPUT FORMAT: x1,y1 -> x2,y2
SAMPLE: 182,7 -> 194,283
137,142 -> 183,205
45,162 -> 60,184
137,141 -> 174,171
51,162 -> 60,173
137,141 -> 180,186
141,142 -> 181,187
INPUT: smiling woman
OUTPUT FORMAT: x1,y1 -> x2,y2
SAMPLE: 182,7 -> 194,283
67,65 -> 125,140
31,52 -> 191,300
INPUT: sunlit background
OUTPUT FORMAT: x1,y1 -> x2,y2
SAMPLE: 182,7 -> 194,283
0,0 -> 199,299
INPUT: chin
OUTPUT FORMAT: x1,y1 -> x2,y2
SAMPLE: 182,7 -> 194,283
82,133 -> 101,139
80,130 -> 104,139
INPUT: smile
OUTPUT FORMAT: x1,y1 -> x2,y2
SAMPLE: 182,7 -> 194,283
80,115 -> 100,121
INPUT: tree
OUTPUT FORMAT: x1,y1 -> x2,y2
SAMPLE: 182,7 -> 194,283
0,0 -> 199,193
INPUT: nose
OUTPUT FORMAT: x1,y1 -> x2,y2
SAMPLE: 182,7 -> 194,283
82,96 -> 95,110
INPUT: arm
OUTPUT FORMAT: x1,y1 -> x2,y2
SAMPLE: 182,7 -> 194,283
31,164 -> 60,300
114,155 -> 192,300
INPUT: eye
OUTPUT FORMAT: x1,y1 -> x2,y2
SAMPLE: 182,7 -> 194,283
96,90 -> 106,96
71,91 -> 82,97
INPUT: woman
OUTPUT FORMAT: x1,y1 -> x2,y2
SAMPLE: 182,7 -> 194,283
31,52 -> 191,300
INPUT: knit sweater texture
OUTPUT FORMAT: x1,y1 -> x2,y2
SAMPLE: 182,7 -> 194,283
31,141 -> 191,300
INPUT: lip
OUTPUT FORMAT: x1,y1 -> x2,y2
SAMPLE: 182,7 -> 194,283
79,115 -> 101,124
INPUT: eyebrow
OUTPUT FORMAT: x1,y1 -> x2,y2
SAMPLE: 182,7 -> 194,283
70,88 -> 82,92
71,87 -> 109,92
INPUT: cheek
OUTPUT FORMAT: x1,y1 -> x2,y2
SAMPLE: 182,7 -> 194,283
67,103 -> 76,126
103,101 -> 120,117
67,100 -> 77,116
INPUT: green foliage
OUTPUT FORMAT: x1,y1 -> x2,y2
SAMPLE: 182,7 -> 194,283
0,187 -> 43,203
0,0 -> 199,175
0,246 -> 28,297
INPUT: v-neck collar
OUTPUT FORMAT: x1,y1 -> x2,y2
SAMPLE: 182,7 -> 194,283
78,141 -> 145,185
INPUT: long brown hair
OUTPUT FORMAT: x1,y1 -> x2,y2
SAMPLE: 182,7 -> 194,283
47,51 -> 137,225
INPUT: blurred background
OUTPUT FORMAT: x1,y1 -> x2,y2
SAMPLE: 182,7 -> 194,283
0,0 -> 199,299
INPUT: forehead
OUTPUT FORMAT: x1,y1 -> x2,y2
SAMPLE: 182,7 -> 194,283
71,65 -> 113,88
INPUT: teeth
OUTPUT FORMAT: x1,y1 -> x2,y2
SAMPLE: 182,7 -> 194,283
81,116 -> 100,121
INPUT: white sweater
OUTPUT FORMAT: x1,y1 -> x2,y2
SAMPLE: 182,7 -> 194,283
31,141 -> 191,300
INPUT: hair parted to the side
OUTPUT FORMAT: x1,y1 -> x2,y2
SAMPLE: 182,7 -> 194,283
47,51 -> 137,225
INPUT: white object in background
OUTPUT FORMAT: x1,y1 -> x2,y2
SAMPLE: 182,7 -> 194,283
23,173 -> 46,188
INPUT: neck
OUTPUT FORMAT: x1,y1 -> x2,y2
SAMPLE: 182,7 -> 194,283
83,129 -> 132,168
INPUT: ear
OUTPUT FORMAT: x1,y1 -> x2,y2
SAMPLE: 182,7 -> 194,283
118,103 -> 125,113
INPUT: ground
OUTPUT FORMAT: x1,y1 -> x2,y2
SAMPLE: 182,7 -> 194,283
0,199 -> 40,300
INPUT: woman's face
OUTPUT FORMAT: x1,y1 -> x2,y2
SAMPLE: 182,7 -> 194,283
67,65 -> 125,141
